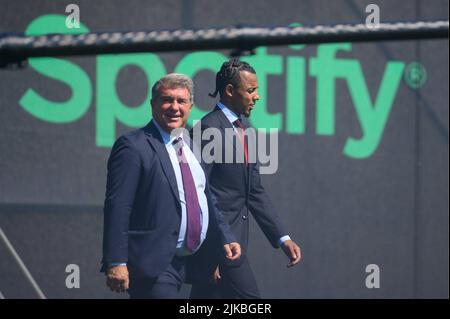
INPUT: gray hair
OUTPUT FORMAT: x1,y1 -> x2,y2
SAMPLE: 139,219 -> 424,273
151,73 -> 194,104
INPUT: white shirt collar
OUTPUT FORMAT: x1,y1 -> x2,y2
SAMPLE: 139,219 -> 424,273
152,120 -> 180,145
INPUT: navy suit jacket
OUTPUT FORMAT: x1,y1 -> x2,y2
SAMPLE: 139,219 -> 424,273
101,120 -> 236,283
192,106 -> 287,267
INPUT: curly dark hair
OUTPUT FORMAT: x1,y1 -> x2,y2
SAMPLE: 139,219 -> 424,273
209,58 -> 256,98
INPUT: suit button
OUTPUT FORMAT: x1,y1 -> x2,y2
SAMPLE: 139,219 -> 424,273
242,215 -> 247,220
173,230 -> 179,236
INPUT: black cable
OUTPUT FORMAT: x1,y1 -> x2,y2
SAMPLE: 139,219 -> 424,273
0,21 -> 448,68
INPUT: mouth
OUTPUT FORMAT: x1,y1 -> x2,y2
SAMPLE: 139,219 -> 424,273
164,114 -> 181,122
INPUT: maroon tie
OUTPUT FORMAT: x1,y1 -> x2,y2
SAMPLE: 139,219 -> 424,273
173,137 -> 201,252
233,119 -> 248,166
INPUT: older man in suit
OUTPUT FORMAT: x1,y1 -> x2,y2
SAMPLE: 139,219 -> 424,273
101,73 -> 241,299
190,59 -> 301,299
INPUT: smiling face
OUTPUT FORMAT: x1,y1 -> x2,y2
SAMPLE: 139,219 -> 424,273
151,86 -> 192,133
226,70 -> 259,118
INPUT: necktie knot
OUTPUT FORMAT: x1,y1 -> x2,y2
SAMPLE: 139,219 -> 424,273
173,137 -> 183,156
233,119 -> 244,130
173,136 -> 183,145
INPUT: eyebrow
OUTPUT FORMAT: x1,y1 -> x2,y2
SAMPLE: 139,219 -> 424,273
160,95 -> 187,99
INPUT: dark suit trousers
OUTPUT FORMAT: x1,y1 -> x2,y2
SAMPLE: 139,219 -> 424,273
128,256 -> 186,299
190,256 -> 261,299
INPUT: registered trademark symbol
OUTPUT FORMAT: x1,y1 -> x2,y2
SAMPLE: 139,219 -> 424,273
404,62 -> 427,89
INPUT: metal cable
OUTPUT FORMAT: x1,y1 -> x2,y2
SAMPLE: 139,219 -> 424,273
0,21 -> 448,67
0,226 -> 46,299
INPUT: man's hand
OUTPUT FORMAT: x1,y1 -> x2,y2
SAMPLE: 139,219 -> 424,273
223,242 -> 241,260
213,266 -> 221,283
281,239 -> 301,267
106,264 -> 129,293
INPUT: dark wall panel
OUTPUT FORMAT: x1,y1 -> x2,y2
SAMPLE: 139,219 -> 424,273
0,0 -> 447,298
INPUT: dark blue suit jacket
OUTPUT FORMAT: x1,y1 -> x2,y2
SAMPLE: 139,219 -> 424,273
101,120 -> 236,283
193,106 -> 287,267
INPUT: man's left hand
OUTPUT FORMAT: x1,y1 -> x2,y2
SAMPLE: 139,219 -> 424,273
223,242 -> 241,260
281,239 -> 301,267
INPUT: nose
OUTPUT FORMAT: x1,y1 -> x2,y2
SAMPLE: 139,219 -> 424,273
254,91 -> 260,101
169,100 -> 180,112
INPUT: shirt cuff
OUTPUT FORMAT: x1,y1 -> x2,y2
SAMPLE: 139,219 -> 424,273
278,235 -> 291,247
109,262 -> 127,267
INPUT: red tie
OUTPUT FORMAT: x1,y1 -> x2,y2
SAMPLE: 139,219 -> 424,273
233,119 -> 248,166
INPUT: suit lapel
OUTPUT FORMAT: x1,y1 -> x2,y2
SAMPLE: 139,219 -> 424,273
144,121 -> 180,204
241,116 -> 253,188
213,105 -> 235,151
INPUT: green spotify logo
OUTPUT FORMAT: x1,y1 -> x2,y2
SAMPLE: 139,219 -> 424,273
19,14 -> 423,159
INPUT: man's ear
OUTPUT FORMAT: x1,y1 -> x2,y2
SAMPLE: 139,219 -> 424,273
225,84 -> 234,97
